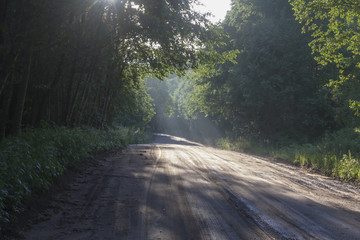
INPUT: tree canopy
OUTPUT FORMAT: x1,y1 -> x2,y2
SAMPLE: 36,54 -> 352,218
0,0 -> 221,141
290,0 -> 360,74
185,0 -> 338,142
290,0 -> 360,121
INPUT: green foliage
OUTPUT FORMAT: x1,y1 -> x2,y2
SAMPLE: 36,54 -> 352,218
191,0 -> 337,141
116,78 -> 156,128
290,0 -> 360,120
216,137 -> 252,152
0,0 -> 226,140
215,127 -> 360,183
336,151 -> 360,181
0,125 -> 145,230
290,0 -> 360,71
274,128 -> 360,181
293,144 -> 324,169
276,128 -> 360,180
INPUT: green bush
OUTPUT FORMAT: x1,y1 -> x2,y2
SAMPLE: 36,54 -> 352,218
216,138 -> 232,150
274,129 -> 360,181
0,125 -> 147,230
335,151 -> 360,181
216,137 -> 253,152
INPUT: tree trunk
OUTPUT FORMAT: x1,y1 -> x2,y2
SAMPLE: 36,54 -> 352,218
33,54 -> 65,125
0,80 -> 13,141
10,49 -> 32,135
100,86 -> 113,128
0,0 -> 8,23
67,57 -> 95,125
88,85 -> 102,126
75,77 -> 93,125
62,56 -> 78,124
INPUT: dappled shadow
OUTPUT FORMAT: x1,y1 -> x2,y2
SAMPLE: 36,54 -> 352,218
22,137 -> 360,240
122,142 -> 360,239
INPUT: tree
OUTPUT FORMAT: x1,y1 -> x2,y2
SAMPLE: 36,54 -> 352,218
192,0 -> 337,142
290,0 -> 360,122
290,0 -> 360,74
0,0 -> 222,141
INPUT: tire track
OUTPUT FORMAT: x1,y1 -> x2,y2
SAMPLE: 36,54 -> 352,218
21,134 -> 360,240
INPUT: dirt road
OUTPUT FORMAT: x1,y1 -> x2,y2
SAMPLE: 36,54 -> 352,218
23,134 -> 360,239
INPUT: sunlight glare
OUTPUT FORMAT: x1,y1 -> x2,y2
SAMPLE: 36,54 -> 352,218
195,0 -> 232,23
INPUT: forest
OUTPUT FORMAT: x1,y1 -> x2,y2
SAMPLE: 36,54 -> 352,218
148,0 -> 360,183
1,0 -> 360,232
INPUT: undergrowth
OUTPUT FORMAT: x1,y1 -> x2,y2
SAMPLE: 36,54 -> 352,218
216,128 -> 360,183
0,125 -> 149,231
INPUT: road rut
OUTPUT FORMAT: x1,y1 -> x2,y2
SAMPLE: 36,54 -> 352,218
23,134 -> 360,239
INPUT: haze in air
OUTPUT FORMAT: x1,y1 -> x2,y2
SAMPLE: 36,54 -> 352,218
2,1 -> 360,239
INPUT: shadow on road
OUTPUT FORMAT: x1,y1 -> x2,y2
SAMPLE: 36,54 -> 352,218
21,134 -> 360,240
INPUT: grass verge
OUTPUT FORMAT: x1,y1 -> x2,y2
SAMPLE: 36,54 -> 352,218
0,125 -> 150,231
216,128 -> 360,183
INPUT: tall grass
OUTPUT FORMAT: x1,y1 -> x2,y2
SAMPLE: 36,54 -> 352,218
0,126 -> 149,230
216,128 -> 360,183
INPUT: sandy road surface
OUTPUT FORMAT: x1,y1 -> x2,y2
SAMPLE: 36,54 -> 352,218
23,134 -> 360,239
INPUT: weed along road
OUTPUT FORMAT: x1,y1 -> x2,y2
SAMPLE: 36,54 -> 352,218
24,134 -> 360,240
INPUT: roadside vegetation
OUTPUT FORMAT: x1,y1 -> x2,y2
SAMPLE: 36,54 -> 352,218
147,0 -> 360,183
1,0 -> 360,234
0,126 -> 149,230
216,128 -> 360,182
0,0 -> 228,233
210,0 -> 360,183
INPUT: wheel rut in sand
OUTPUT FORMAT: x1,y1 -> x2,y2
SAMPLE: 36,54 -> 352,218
19,134 -> 360,240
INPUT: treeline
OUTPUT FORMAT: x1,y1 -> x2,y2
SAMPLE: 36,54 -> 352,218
0,0 -> 220,141
197,0 -> 360,180
147,0 -> 360,180
0,0 -> 228,232
189,0 -> 360,144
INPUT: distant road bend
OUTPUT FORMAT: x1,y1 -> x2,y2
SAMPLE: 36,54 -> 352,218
24,134 -> 360,240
